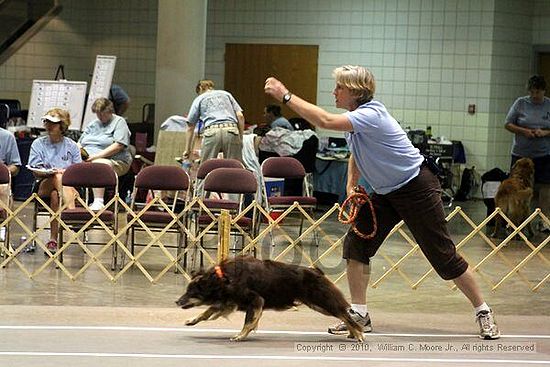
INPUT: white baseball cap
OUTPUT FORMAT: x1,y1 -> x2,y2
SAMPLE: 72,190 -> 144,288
41,114 -> 62,123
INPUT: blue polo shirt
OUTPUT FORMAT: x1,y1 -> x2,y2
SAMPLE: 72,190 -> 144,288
187,90 -> 242,128
28,136 -> 81,169
344,100 -> 423,195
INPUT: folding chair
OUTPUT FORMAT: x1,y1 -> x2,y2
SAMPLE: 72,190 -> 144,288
59,162 -> 119,270
261,156 -> 318,248
186,159 -> 245,266
193,158 -> 244,204
0,163 -> 11,259
0,99 -> 22,126
125,165 -> 191,272
133,130 -> 191,203
195,167 -> 258,266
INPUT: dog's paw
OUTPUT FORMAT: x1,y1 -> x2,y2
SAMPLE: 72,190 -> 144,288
348,332 -> 364,342
230,334 -> 246,342
184,318 -> 198,326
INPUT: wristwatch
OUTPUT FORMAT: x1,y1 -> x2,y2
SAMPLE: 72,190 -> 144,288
282,92 -> 292,104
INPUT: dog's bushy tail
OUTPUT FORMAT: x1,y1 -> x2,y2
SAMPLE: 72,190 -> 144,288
302,270 -> 350,315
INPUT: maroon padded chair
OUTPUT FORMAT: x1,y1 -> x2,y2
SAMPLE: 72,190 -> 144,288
260,156 -> 318,246
261,156 -> 317,207
125,165 -> 190,272
195,167 -> 258,265
193,158 -> 244,210
59,162 -> 119,269
0,162 -> 9,184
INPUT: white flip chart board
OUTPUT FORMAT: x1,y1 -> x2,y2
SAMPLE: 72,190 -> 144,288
82,55 -> 117,129
27,80 -> 88,130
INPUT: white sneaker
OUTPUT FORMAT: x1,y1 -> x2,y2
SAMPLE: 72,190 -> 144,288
88,201 -> 105,211
328,309 -> 372,335
476,309 -> 500,340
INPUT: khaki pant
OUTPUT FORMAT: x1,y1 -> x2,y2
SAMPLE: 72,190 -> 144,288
92,158 -> 131,176
200,124 -> 242,162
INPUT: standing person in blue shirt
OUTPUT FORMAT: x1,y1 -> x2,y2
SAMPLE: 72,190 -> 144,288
183,79 -> 244,163
78,98 -> 132,211
265,65 -> 500,340
28,108 -> 82,252
109,84 -> 130,116
505,75 -> 550,233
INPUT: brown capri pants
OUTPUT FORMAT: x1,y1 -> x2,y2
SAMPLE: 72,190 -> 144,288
343,165 -> 468,280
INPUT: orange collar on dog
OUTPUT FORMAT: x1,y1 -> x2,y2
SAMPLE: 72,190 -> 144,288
214,265 -> 224,279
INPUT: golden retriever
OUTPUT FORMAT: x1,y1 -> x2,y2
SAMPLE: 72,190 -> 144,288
493,158 -> 535,238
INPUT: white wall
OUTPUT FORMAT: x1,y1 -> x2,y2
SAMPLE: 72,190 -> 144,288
204,0 -> 549,172
0,0 -> 158,123
487,0 -> 533,171
533,0 -> 550,44
2,0 -> 550,173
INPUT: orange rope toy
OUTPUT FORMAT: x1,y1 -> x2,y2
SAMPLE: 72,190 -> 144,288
338,185 -> 377,240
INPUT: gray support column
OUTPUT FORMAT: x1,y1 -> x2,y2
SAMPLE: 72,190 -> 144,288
154,0 -> 207,140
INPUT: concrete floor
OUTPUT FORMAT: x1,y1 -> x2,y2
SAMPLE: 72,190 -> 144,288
0,199 -> 548,366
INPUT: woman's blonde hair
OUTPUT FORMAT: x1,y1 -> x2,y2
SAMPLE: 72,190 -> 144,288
195,79 -> 215,94
91,97 -> 115,113
44,107 -> 71,133
332,65 -> 376,105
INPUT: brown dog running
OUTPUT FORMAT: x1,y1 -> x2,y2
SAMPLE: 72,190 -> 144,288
176,256 -> 364,342
493,157 -> 535,238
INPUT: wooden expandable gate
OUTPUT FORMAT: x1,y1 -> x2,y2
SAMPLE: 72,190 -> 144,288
0,194 -> 548,291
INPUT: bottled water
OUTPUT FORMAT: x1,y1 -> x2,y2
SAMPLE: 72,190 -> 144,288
125,190 -> 132,205
181,159 -> 192,172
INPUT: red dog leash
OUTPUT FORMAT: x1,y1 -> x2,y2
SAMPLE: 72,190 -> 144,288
338,185 -> 377,240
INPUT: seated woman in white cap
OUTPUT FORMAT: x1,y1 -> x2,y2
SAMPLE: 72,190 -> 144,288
28,108 -> 82,252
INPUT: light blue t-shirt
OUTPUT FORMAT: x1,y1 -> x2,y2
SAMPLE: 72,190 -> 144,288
271,116 -> 294,130
187,90 -> 242,128
505,95 -> 550,157
79,114 -> 132,164
0,128 -> 21,166
28,136 -> 81,169
344,100 -> 424,195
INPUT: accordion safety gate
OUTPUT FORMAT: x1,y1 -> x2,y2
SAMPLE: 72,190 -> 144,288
0,193 -> 548,292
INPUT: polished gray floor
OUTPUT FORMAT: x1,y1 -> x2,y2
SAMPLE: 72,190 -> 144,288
0,199 -> 548,366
